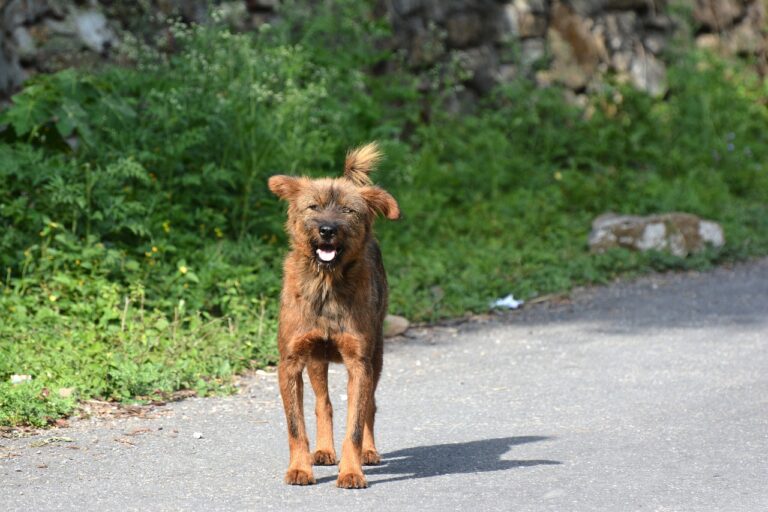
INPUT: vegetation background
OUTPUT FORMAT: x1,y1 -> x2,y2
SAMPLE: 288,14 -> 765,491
1,1 -> 767,426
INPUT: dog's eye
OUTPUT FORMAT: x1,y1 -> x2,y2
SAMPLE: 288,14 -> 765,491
341,207 -> 354,214
307,205 -> 320,211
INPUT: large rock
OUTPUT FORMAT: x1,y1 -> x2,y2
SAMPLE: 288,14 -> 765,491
546,2 -> 606,90
0,36 -> 24,93
588,212 -> 725,256
43,7 -> 115,54
629,49 -> 667,97
445,11 -> 484,48
693,1 -> 766,57
455,44 -> 499,93
568,0 -> 652,16
693,0 -> 745,31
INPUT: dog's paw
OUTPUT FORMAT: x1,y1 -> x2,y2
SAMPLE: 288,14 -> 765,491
313,450 -> 338,465
284,469 -> 316,486
361,449 -> 381,465
336,472 -> 368,489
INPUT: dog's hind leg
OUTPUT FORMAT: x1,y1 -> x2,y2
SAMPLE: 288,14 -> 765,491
307,360 -> 337,465
362,341 -> 383,465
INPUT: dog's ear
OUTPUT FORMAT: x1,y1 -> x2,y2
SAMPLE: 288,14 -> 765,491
361,186 -> 400,220
344,142 -> 381,186
268,175 -> 302,201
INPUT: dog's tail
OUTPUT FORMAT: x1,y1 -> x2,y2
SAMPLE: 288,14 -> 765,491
344,142 -> 381,186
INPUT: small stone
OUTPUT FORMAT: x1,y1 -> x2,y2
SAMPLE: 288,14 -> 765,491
192,432 -> 203,439
644,32 -> 667,55
696,33 -> 721,51
496,63 -> 518,83
514,0 -> 548,38
454,45 -> 499,94
384,315 -> 410,338
391,0 -> 423,16
520,38 -> 546,68
407,28 -> 445,68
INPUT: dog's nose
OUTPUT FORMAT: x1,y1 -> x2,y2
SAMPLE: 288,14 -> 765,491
319,225 -> 337,239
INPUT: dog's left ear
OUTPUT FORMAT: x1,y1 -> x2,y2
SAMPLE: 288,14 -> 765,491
361,186 -> 400,220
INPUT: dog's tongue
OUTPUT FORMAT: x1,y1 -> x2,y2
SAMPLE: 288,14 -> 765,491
317,248 -> 336,262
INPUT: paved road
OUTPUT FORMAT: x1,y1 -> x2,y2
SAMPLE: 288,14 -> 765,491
2,260 -> 768,511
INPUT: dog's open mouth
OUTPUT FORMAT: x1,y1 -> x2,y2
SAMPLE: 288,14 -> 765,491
315,244 -> 340,263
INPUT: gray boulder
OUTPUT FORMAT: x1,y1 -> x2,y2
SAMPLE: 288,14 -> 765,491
588,212 -> 725,256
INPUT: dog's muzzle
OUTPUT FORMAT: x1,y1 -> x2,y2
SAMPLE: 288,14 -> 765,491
315,224 -> 341,263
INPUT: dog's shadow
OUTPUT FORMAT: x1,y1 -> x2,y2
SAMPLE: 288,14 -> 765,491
317,436 -> 561,486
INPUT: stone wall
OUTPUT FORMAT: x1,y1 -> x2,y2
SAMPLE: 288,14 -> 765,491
384,0 -> 767,102
1,0 -> 766,99
0,0 -> 274,97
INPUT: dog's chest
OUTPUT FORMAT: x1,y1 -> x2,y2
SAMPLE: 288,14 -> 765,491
305,280 -> 352,335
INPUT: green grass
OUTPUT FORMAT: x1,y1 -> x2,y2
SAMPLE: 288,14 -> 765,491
1,2 -> 767,426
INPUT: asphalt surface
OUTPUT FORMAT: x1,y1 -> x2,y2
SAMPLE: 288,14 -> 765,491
2,259 -> 767,511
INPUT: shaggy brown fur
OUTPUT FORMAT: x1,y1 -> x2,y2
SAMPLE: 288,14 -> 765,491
268,142 -> 399,489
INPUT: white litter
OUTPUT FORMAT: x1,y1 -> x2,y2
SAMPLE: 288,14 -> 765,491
10,374 -> 32,384
491,294 -> 525,310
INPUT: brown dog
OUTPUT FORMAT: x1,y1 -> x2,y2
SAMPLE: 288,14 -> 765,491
267,142 -> 399,489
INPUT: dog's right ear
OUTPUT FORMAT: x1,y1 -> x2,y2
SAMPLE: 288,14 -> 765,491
268,175 -> 302,201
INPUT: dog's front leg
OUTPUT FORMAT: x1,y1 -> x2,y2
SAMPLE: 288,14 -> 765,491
307,360 -> 337,465
279,330 -> 322,485
336,333 -> 373,489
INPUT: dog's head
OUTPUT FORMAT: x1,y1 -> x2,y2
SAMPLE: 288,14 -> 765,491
268,142 -> 399,270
